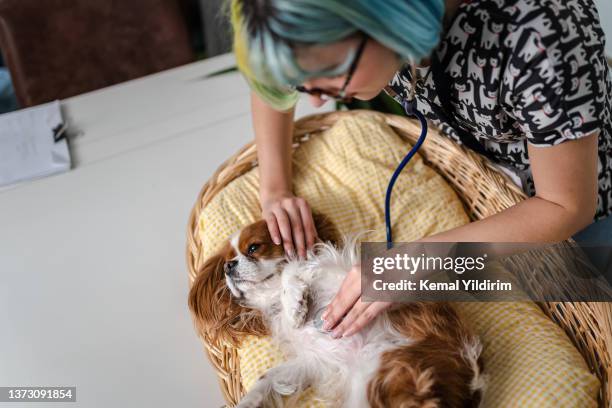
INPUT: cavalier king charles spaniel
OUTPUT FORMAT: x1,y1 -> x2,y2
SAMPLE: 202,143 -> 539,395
188,213 -> 485,408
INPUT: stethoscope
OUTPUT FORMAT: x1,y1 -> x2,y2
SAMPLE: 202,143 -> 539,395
313,71 -> 429,332
313,65 -> 430,333
385,63 -> 430,249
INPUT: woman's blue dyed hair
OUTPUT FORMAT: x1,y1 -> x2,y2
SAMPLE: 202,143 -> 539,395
231,0 -> 446,110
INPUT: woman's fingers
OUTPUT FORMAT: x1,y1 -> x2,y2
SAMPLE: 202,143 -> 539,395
261,194 -> 316,260
273,208 -> 295,259
284,203 -> 306,260
330,298 -> 371,338
297,199 -> 317,251
341,301 -> 393,338
264,214 -> 282,246
322,264 -> 361,330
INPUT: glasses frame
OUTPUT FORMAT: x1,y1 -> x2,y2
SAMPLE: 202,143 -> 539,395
293,32 -> 369,103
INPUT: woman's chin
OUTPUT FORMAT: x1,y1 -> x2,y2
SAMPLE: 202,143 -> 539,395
353,90 -> 381,101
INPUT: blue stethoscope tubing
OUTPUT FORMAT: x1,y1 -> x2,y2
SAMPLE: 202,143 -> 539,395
385,98 -> 429,249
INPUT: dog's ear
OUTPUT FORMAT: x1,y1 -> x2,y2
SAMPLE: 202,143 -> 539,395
187,243 -> 269,344
188,250 -> 227,340
312,211 -> 341,246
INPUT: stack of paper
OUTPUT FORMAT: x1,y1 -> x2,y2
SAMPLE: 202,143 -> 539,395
0,101 -> 72,187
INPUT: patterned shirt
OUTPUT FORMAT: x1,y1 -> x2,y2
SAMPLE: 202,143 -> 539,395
384,0 -> 612,221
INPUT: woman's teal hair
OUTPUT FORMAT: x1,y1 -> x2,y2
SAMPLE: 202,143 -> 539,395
230,0 -> 446,111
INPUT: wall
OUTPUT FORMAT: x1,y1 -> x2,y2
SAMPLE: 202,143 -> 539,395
595,0 -> 612,56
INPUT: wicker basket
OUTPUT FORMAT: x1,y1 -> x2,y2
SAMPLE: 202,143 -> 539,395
186,110 -> 612,407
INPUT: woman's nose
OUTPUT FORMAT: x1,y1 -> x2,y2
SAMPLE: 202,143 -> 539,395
302,78 -> 339,108
308,93 -> 331,108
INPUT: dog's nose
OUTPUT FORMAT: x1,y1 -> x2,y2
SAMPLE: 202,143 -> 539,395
224,260 -> 238,275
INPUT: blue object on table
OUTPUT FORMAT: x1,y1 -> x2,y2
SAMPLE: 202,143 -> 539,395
0,68 -> 19,114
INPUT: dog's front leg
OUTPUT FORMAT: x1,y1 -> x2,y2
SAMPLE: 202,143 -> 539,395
280,263 -> 312,329
236,359 -> 312,408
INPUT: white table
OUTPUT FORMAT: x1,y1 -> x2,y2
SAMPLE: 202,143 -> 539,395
0,54 -> 333,408
595,0 -> 612,56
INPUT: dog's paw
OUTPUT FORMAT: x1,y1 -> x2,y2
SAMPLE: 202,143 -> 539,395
236,391 -> 265,408
282,286 -> 309,329
273,379 -> 298,396
288,293 -> 309,329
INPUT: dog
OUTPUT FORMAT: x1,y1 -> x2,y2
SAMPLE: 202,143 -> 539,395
188,213 -> 485,407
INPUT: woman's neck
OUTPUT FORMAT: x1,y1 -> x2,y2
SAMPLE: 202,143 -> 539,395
444,0 -> 464,30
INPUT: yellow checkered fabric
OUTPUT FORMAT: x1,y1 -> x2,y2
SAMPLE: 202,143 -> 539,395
198,112 -> 599,407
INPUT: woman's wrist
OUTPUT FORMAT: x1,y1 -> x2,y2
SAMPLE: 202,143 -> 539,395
260,187 -> 293,204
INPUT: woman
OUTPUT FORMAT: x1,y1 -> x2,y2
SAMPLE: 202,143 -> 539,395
230,0 -> 612,338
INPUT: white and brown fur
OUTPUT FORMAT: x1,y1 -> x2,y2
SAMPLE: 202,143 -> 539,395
188,214 -> 485,408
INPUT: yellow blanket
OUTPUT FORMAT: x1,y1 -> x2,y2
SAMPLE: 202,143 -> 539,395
199,112 -> 599,407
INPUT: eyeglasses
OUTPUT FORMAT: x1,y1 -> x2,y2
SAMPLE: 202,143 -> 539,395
292,32 -> 368,103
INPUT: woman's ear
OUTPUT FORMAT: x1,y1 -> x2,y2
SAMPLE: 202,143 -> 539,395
187,251 -> 226,339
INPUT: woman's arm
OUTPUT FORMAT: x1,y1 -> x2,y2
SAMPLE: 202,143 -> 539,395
420,132 -> 600,243
251,91 -> 317,259
320,132 -> 600,339
251,90 -> 295,201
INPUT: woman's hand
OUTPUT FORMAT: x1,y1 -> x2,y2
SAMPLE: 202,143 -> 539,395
261,191 -> 318,260
321,263 -> 393,338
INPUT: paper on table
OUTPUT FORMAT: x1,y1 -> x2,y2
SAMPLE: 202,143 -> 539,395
0,100 -> 72,187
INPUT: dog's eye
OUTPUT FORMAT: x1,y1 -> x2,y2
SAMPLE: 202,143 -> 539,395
247,244 -> 260,256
